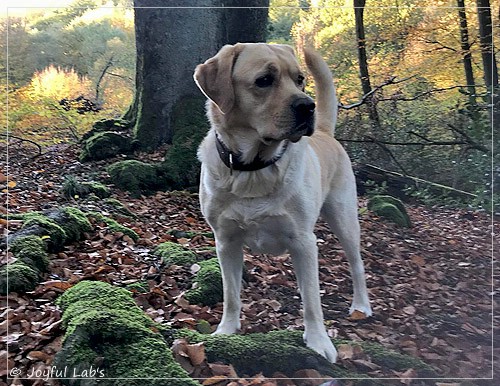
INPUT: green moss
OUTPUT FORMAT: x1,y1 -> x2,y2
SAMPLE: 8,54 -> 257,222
9,235 -> 49,272
175,329 -> 434,382
0,261 -> 39,294
184,258 -> 222,306
22,214 -> 67,251
83,182 -> 111,198
159,97 -> 208,190
55,281 -> 196,385
90,212 -> 139,241
62,176 -> 110,199
153,242 -> 198,266
125,281 -> 150,293
107,160 -> 165,197
61,207 -> 92,243
367,195 -> 411,227
360,341 -> 435,375
80,131 -> 133,162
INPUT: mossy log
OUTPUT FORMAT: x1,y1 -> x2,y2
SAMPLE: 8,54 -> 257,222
55,281 -> 437,385
54,281 -> 197,386
3,207 -> 92,252
354,163 -> 477,201
0,208 -> 91,294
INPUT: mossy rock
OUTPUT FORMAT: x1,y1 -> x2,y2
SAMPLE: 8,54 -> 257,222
107,160 -> 166,197
367,195 -> 411,227
54,281 -> 196,386
62,176 -> 111,200
153,242 -> 198,267
184,258 -> 222,306
9,235 -> 49,273
21,214 -> 67,251
60,207 -> 92,243
158,97 -> 208,190
0,261 -> 39,294
80,131 -> 133,162
81,118 -> 131,141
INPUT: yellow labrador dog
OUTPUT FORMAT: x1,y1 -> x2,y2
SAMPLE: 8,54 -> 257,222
194,43 -> 371,363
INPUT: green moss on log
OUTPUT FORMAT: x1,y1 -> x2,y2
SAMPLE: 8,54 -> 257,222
9,235 -> 49,272
54,281 -> 196,386
175,329 -> 436,381
80,131 -> 133,162
367,195 -> 411,227
184,258 -> 222,306
22,214 -> 67,251
153,242 -> 198,266
107,160 -> 165,197
61,207 -> 92,243
0,261 -> 39,294
159,97 -> 208,190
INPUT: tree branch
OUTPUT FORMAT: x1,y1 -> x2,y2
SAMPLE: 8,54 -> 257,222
338,75 -> 416,110
1,133 -> 43,157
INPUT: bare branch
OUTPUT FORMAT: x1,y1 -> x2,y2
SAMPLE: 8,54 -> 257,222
339,75 -> 416,110
1,133 -> 43,157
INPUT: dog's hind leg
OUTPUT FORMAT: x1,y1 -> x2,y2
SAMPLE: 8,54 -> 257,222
321,185 -> 372,318
290,234 -> 338,363
213,235 -> 244,334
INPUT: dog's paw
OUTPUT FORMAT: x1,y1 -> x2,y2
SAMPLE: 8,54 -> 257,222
349,302 -> 372,318
304,332 -> 338,363
213,321 -> 240,335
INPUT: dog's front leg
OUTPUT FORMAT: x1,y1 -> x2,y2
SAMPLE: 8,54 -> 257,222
290,235 -> 338,363
213,235 -> 244,334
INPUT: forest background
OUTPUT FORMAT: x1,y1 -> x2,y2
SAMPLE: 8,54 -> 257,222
1,0 -> 498,205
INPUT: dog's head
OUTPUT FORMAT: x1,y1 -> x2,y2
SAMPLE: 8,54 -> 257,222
194,43 -> 315,144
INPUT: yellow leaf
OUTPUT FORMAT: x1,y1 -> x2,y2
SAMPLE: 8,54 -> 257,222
7,181 -> 17,188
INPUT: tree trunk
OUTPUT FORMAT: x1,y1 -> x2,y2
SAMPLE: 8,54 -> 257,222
476,0 -> 499,90
353,0 -> 380,132
130,0 -> 269,150
457,0 -> 477,106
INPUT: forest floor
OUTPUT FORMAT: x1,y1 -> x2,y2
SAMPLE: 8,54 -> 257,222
1,142 -> 498,386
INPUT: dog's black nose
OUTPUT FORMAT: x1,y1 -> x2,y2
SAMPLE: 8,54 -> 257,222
292,97 -> 315,119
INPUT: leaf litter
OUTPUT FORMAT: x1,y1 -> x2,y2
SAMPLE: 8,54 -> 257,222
1,143 -> 497,385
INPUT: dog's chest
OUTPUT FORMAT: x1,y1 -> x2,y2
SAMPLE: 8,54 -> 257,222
221,200 -> 297,255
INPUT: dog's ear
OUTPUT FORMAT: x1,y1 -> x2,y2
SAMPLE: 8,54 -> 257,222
194,44 -> 242,115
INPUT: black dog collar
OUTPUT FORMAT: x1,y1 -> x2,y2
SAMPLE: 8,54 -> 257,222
215,133 -> 289,174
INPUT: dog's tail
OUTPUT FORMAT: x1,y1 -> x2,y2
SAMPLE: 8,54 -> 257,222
303,47 -> 338,135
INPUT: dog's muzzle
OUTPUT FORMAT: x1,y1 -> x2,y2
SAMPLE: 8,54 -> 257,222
290,97 -> 315,142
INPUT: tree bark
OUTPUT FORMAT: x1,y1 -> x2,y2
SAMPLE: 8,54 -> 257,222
476,0 -> 498,90
130,0 -> 269,150
353,0 -> 380,132
457,0 -> 477,106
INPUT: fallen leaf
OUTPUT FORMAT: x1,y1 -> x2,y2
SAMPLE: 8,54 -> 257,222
348,310 -> 368,320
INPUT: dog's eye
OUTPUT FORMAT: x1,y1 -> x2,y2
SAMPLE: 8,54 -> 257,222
255,75 -> 274,88
297,75 -> 305,86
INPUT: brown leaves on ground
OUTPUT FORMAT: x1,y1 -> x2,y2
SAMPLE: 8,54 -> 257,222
1,143 -> 498,385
